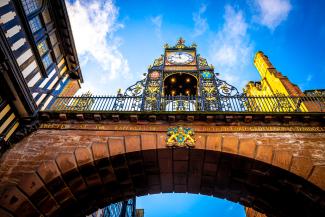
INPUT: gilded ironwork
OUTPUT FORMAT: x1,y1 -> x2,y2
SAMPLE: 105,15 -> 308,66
124,79 -> 146,97
175,37 -> 186,49
198,57 -> 209,68
112,78 -> 146,111
143,71 -> 163,111
166,126 -> 195,148
166,37 -> 196,50
53,91 -> 94,111
72,91 -> 94,111
199,71 -> 219,111
215,78 -> 240,96
47,38 -> 325,114
149,71 -> 160,80
191,43 -> 197,48
203,83 -> 215,94
153,56 -> 164,66
304,89 -> 325,97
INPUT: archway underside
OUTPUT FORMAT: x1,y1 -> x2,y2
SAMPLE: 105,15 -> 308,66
0,129 -> 324,217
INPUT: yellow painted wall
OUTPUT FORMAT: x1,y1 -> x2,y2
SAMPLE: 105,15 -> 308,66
59,79 -> 81,97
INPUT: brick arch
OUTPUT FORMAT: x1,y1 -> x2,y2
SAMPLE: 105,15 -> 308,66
0,130 -> 325,217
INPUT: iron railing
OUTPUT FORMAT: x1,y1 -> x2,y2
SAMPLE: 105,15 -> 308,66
44,95 -> 325,113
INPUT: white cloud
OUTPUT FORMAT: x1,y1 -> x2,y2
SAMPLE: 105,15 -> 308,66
254,0 -> 292,30
193,4 -> 209,37
209,5 -> 254,88
151,15 -> 163,39
66,0 -> 130,82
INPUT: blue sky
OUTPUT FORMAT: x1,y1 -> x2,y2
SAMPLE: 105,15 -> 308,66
65,0 -> 325,215
66,0 -> 325,96
136,193 -> 245,217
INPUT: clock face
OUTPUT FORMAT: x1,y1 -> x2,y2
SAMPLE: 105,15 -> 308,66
167,52 -> 194,65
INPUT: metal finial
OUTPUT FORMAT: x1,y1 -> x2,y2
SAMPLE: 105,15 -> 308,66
177,37 -> 185,45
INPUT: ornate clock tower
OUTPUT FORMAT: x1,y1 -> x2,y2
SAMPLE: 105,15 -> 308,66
119,37 -> 240,112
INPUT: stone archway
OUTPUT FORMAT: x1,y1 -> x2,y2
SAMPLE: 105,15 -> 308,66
0,126 -> 325,217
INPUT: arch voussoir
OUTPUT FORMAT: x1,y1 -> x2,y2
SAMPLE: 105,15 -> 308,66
289,156 -> 313,179
272,150 -> 293,170
238,138 -> 256,158
206,135 -> 222,152
141,134 -> 157,150
75,147 -> 102,188
221,136 -> 239,154
37,160 -> 80,215
124,136 -> 141,153
108,137 -> 126,156
18,172 -> 60,216
0,185 -> 41,217
255,144 -> 274,164
55,153 -> 88,207
309,166 -> 325,190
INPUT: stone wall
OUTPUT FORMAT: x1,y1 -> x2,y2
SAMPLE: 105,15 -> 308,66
245,207 -> 267,217
0,123 -> 324,216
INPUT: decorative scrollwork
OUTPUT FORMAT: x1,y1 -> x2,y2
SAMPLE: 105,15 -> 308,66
203,83 -> 215,94
199,72 -> 219,111
111,78 -> 146,111
166,37 -> 197,50
304,89 -> 325,97
124,79 -> 146,97
215,78 -> 240,96
143,71 -> 163,111
175,37 -> 186,49
153,56 -> 164,66
198,57 -> 209,68
70,91 -> 94,111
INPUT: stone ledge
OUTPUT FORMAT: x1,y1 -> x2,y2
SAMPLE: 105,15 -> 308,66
40,111 -> 325,125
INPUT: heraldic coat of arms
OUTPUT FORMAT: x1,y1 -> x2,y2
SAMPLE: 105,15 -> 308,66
166,126 -> 196,148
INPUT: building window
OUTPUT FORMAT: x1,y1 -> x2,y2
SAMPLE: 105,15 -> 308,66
42,8 -> 51,24
37,40 -> 48,56
49,33 -> 57,45
53,45 -> 61,59
21,0 -> 42,15
42,53 -> 52,69
28,16 -> 42,33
